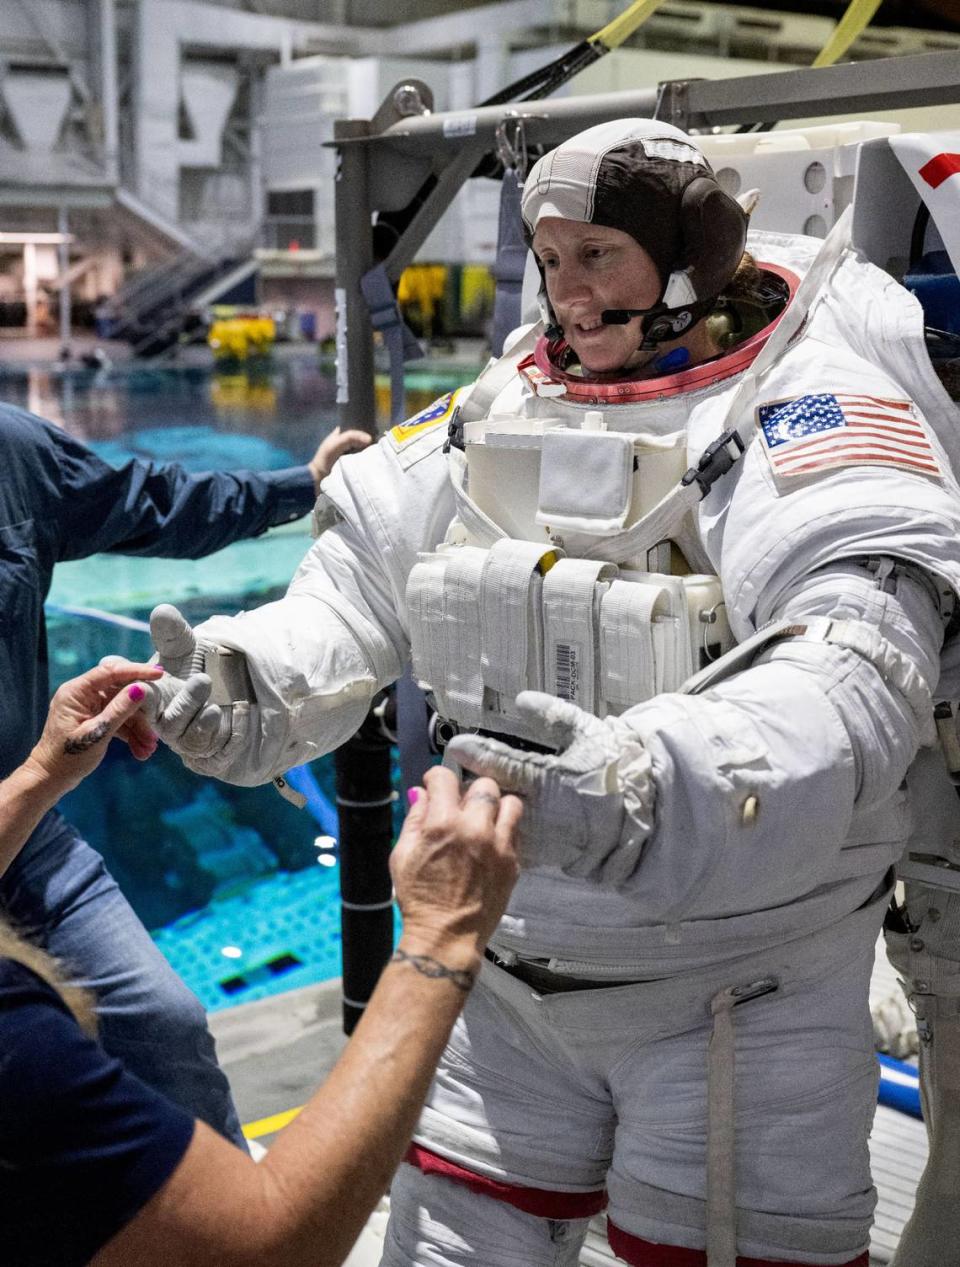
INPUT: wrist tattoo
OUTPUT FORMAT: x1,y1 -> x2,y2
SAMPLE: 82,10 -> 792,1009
390,949 -> 476,992
64,721 -> 109,755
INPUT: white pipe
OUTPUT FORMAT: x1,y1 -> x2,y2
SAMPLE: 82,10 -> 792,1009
23,243 -> 38,337
99,0 -> 120,182
58,206 -> 72,351
0,232 -> 72,244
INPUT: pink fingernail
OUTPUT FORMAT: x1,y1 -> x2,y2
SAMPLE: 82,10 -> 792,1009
128,684 -> 145,702
407,787 -> 421,806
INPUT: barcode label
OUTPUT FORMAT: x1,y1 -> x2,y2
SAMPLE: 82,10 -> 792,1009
555,642 -> 581,702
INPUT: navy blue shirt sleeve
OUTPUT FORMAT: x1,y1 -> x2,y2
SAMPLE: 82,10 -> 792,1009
50,420 -> 315,561
0,403 -> 317,775
0,958 -> 196,1267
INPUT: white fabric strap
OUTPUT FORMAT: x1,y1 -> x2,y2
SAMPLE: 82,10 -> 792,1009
457,323 -> 543,425
448,447 -> 505,548
655,577 -> 694,693
802,615 -> 936,743
600,579 -> 666,708
681,617 -> 801,697
480,539 -> 555,705
440,548 -> 488,726
581,478 -> 702,565
542,559 -> 616,712
682,612 -> 935,741
713,207 -> 854,454
407,550 -> 487,725
580,208 -> 855,567
407,556 -> 448,707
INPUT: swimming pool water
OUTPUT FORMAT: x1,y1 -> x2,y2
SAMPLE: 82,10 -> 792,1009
4,355 -> 476,1010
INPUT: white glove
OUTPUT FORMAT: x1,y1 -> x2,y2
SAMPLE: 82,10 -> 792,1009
143,605 -> 238,761
446,691 -> 655,886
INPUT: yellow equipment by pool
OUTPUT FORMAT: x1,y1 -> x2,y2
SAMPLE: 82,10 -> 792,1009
208,311 -> 276,361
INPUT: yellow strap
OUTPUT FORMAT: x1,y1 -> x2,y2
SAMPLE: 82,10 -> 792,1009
242,1104 -> 303,1140
811,0 -> 883,68
591,0 -> 671,53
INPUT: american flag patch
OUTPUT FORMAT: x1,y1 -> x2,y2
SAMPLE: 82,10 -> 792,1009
758,392 -> 942,481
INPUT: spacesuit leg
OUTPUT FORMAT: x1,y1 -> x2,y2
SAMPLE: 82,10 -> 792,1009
885,879 -> 960,1267
377,960 -> 610,1267
380,1163 -> 591,1267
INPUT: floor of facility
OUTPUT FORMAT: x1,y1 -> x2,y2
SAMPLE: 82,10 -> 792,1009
214,959 -> 925,1267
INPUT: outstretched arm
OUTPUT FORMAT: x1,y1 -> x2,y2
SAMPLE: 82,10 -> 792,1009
49,422 -> 317,561
142,443 -> 423,785
92,768 -> 521,1267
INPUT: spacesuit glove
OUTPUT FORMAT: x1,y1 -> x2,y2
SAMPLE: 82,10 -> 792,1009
149,603 -> 208,680
142,670 -> 239,759
446,690 -> 655,886
142,605 -> 237,762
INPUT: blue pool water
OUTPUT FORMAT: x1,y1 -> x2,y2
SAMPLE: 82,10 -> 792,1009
2,355 -> 476,1010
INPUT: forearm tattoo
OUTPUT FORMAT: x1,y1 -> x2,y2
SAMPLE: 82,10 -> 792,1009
64,721 -> 110,755
390,949 -> 476,992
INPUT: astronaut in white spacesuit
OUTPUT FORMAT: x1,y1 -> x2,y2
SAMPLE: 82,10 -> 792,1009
145,119 -> 960,1266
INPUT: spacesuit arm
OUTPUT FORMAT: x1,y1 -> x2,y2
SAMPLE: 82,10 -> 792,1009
146,404 -> 457,786
150,513 -> 408,786
620,558 -> 943,917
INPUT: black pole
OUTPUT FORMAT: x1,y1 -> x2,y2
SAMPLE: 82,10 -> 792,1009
334,692 -> 397,1035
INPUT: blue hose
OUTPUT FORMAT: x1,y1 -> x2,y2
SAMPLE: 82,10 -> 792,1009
282,763 -> 339,839
877,1053 -> 923,1120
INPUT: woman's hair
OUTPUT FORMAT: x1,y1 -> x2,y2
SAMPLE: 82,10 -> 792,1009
726,250 -> 763,296
705,252 -> 786,353
0,916 -> 97,1037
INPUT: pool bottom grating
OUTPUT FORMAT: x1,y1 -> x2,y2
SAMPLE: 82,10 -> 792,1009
153,864 -> 400,1013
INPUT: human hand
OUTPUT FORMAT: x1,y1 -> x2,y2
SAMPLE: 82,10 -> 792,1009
25,660 -> 164,794
308,426 -> 372,491
390,766 -> 521,966
446,691 -> 656,886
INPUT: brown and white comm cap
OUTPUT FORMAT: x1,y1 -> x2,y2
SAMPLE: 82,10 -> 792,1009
521,118 -> 747,310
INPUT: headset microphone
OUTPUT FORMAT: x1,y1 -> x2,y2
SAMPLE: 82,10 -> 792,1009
599,301 -> 694,351
601,309 -> 644,325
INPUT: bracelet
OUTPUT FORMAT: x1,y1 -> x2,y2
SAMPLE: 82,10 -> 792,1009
390,948 -> 476,992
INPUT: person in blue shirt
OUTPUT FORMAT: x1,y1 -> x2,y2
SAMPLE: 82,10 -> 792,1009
0,657 -> 520,1267
0,401 -> 369,1146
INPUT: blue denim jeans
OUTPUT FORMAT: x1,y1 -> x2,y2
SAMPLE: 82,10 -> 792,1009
1,809 -> 246,1149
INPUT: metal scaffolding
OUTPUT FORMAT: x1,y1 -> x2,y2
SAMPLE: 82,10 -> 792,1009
332,47 -> 960,430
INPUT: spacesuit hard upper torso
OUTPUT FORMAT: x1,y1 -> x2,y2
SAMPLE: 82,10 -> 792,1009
197,229 -> 960,975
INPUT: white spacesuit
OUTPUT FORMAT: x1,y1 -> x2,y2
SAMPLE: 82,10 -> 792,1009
148,120 -> 960,1267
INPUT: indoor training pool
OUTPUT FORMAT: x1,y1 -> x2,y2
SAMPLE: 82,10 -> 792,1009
1,353 -> 478,1010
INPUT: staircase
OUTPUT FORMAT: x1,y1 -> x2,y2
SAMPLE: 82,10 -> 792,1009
104,247 -> 259,358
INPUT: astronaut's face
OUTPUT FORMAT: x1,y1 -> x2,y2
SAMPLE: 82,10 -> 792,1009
532,218 -> 662,374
